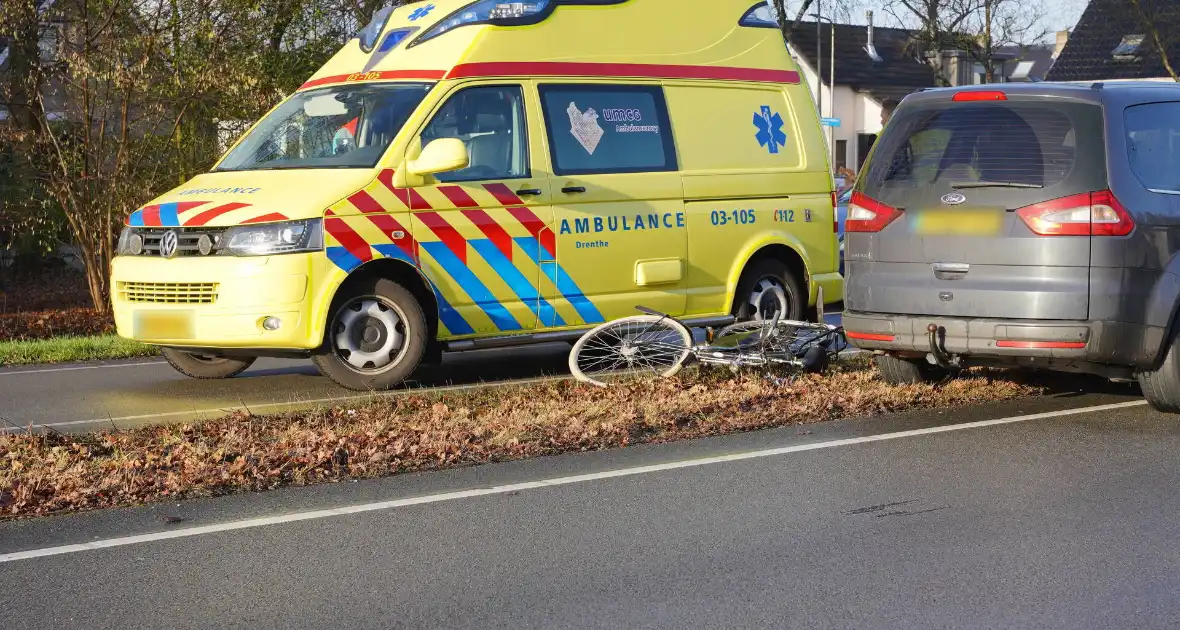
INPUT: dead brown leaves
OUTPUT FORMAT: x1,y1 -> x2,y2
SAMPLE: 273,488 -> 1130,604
0,361 -> 1042,518
0,308 -> 115,342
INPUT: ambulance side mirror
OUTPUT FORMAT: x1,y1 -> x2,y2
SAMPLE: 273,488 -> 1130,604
407,138 -> 469,177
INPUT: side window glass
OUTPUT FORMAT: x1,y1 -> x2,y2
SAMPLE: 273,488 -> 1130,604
420,85 -> 528,183
1125,102 -> 1180,193
538,84 -> 677,175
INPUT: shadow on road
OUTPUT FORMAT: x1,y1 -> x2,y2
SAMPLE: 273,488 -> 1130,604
990,368 -> 1142,399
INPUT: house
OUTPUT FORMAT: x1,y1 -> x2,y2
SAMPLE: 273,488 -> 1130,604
789,15 -> 1063,172
988,44 -> 1059,82
1047,0 -> 1180,82
788,15 -> 937,171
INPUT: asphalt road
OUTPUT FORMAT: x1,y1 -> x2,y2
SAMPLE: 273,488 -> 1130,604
3,386 -> 1177,629
0,312 -> 847,433
0,343 -> 574,433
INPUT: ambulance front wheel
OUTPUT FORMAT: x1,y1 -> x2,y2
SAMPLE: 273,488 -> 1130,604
161,348 -> 256,379
313,276 -> 428,391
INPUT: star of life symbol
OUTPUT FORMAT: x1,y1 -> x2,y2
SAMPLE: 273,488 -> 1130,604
754,105 -> 787,154
567,102 -> 604,155
408,4 -> 435,21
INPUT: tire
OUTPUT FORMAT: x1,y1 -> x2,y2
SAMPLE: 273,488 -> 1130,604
162,347 -> 255,380
313,277 -> 428,391
875,354 -> 944,385
733,258 -> 805,323
1138,335 -> 1180,413
569,314 -> 693,387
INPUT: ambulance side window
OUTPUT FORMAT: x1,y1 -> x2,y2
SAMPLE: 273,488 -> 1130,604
420,85 -> 529,183
538,84 -> 677,175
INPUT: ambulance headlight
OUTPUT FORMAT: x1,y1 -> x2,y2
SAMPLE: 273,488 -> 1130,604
409,0 -> 553,47
223,219 -> 323,256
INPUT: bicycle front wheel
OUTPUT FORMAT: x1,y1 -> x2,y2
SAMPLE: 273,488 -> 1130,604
569,315 -> 693,387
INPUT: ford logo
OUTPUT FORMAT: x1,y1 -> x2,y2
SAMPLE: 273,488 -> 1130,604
941,192 -> 966,205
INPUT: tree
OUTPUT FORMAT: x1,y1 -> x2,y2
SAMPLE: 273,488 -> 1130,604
1125,0 -> 1180,81
0,0 -> 371,311
882,0 -> 982,85
951,0 -> 1049,83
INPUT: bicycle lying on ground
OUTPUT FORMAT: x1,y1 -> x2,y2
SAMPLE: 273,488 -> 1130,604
569,286 -> 847,387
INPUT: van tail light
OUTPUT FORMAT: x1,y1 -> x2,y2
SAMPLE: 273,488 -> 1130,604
846,331 -> 896,342
953,90 -> 1007,102
996,340 -> 1086,349
846,192 -> 903,233
1015,190 -> 1134,237
831,191 -> 838,234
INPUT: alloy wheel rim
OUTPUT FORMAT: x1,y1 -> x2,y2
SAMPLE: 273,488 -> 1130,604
747,277 -> 789,321
333,297 -> 408,372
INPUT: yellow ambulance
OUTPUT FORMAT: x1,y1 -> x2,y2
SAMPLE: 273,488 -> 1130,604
111,0 -> 841,390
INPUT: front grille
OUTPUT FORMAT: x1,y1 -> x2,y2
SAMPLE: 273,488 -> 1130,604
118,282 -> 219,304
136,227 -> 228,257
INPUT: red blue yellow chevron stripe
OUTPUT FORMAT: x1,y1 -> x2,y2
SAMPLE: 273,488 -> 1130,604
127,201 -> 289,227
323,170 -> 602,337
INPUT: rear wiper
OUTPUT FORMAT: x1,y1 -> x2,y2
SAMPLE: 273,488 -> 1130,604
951,181 -> 1043,189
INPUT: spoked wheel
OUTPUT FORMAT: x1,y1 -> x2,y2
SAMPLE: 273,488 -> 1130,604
569,315 -> 693,387
313,277 -> 427,391
711,319 -> 803,352
162,347 -> 256,379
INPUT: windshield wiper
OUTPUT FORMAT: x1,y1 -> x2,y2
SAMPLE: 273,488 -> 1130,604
951,181 -> 1043,190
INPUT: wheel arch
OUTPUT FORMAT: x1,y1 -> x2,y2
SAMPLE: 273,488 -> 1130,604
320,258 -> 440,345
726,241 -> 810,316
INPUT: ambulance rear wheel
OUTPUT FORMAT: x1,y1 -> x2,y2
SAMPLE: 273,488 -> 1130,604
733,258 -> 804,323
313,277 -> 428,391
161,348 -> 256,380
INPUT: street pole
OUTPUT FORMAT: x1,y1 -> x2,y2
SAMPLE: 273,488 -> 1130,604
830,18 -> 835,170
815,0 -> 822,123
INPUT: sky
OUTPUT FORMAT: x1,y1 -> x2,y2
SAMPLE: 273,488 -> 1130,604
793,0 -> 1089,42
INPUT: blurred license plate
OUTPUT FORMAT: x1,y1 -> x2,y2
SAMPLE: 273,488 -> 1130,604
913,209 -> 1003,235
134,310 -> 194,339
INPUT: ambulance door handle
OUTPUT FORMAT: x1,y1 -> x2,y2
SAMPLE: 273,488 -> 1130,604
561,186 -> 587,194
515,188 -> 542,196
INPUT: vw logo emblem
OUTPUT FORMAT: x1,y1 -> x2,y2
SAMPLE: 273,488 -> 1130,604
941,192 -> 967,205
159,230 -> 179,258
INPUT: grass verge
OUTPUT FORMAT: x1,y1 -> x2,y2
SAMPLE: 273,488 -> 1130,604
0,335 -> 157,366
0,357 -> 1046,519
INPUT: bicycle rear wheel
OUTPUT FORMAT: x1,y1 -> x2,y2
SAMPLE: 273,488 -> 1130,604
569,315 -> 693,387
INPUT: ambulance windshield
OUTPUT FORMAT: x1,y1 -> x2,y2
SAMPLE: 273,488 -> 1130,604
215,83 -> 433,172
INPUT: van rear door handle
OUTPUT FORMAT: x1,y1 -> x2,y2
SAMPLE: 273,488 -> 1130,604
561,186 -> 587,194
933,262 -> 969,280
515,188 -> 542,196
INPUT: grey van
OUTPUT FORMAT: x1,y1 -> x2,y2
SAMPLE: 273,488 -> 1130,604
842,82 -> 1180,412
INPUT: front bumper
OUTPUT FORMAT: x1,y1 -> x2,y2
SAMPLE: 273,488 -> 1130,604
111,253 -> 327,349
843,311 -> 1163,369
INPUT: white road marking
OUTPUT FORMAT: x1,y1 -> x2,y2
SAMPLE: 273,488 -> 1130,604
0,360 -> 167,376
0,375 -> 569,433
0,399 -> 1147,564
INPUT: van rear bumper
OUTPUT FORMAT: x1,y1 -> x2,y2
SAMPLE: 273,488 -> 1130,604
842,311 -> 1165,370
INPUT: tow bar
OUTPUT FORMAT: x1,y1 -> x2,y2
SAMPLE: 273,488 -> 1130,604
926,323 -> 960,370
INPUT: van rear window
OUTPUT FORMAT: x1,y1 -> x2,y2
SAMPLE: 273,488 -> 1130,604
861,100 -> 1104,208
